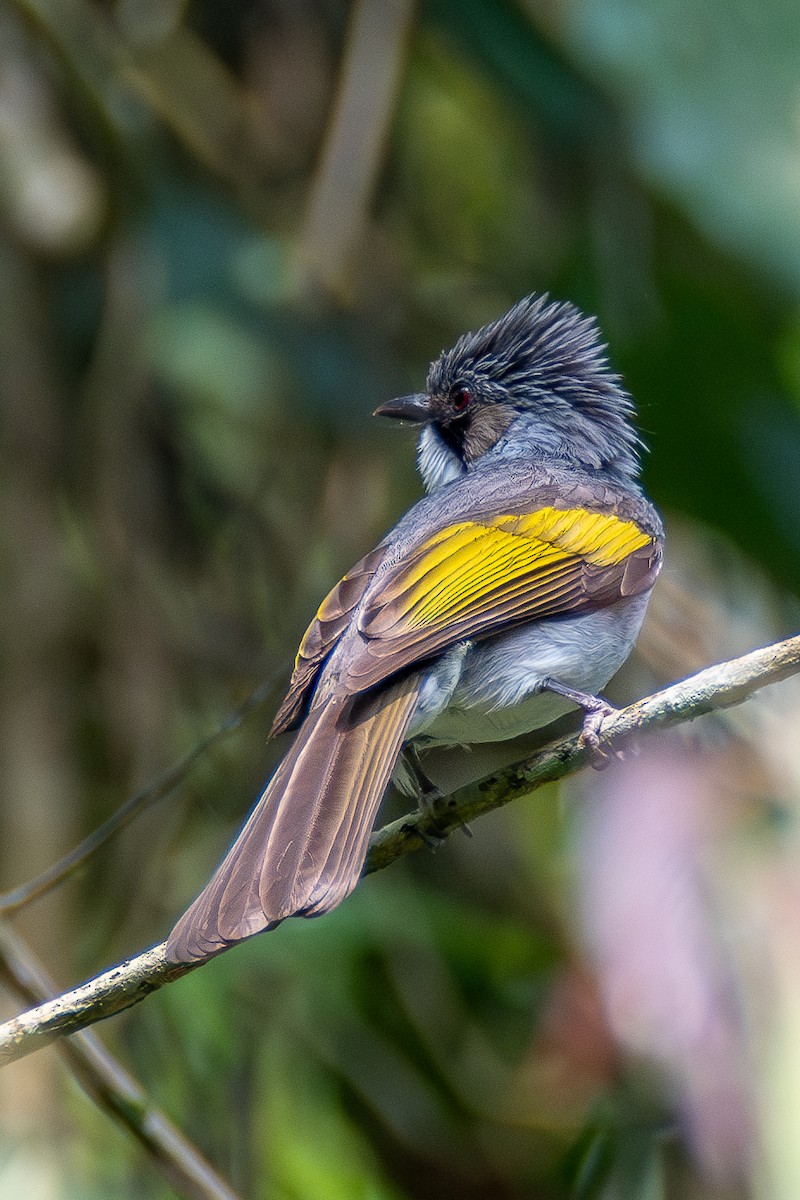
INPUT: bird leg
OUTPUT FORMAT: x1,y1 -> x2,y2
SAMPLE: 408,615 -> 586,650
400,744 -> 472,842
539,677 -> 621,764
402,742 -> 441,803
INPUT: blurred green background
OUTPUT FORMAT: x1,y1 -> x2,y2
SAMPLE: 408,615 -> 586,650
1,1 -> 800,1197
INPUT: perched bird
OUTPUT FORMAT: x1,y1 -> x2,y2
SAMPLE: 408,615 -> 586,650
167,294 -> 663,963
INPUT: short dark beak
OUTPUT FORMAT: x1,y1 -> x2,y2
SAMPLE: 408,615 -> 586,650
373,393 -> 431,424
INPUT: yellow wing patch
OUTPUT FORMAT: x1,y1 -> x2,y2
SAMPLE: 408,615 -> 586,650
385,506 -> 652,628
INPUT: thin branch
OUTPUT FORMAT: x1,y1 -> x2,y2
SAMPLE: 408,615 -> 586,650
366,631 -> 800,871
0,674 -> 281,915
0,924 -> 242,1200
0,633 -> 798,1067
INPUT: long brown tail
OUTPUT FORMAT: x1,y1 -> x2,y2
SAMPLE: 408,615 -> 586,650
166,675 -> 421,962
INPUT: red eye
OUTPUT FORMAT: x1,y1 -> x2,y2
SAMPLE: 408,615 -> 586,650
451,386 -> 471,412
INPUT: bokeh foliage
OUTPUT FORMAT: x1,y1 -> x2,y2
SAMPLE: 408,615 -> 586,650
1,1 -> 800,1198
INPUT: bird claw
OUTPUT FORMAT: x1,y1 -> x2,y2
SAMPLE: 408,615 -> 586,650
399,747 -> 472,840
579,702 -> 624,769
540,678 -> 626,768
402,820 -> 447,851
421,789 -> 473,840
416,783 -> 443,815
405,785 -> 471,843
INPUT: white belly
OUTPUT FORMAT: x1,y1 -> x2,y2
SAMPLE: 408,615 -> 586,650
408,595 -> 650,747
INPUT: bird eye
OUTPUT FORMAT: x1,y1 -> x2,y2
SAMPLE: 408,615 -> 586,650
450,385 -> 471,412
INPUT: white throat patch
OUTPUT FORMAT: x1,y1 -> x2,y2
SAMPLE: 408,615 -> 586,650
417,425 -> 465,493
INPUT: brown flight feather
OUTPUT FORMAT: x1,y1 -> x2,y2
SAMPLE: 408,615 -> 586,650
270,544 -> 387,736
166,674 -> 420,961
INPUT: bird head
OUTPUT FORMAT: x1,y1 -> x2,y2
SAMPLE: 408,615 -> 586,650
375,294 -> 642,493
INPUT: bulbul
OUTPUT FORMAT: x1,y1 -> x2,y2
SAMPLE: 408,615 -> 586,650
167,294 -> 663,963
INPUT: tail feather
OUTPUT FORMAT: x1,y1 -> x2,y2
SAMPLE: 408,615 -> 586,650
301,686 -> 418,916
166,676 -> 420,962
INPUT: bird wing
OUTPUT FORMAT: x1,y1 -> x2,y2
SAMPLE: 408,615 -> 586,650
270,544 -> 387,735
344,501 -> 661,692
272,495 -> 661,725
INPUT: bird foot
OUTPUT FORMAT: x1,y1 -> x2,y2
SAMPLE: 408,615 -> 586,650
579,702 -> 624,769
400,745 -> 473,840
418,788 -> 473,841
402,819 -> 447,850
539,677 -> 624,769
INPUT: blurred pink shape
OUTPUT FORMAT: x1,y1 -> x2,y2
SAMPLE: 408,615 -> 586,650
577,737 -> 754,1182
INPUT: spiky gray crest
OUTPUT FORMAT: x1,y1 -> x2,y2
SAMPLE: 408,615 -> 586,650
429,293 -> 635,423
425,297 -> 641,483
